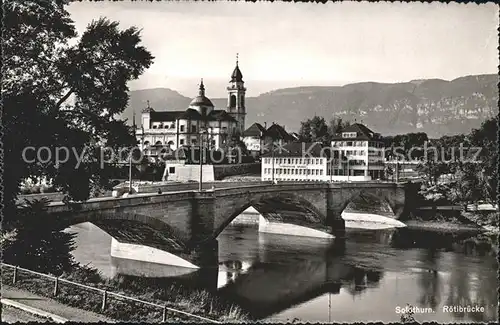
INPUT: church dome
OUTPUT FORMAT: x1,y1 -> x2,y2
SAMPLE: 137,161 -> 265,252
189,96 -> 214,107
189,79 -> 214,108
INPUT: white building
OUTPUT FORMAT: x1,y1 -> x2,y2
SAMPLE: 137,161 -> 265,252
261,142 -> 331,182
136,59 -> 247,154
260,123 -> 386,182
330,123 -> 385,180
242,122 -> 267,158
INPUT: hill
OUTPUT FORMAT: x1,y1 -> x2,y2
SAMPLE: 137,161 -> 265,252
123,74 -> 498,138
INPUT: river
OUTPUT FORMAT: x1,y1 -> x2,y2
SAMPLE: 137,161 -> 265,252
66,215 -> 498,323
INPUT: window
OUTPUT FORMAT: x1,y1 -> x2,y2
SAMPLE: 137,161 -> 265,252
211,140 -> 216,145
191,139 -> 197,145
316,159 -> 319,164
169,167 -> 175,174
180,139 -> 184,145
180,125 -> 185,132
320,170 -> 323,175
153,125 -> 157,129
287,159 -> 291,164
191,125 -> 197,132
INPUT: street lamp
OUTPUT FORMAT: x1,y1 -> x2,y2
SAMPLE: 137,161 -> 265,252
271,139 -> 275,183
396,156 -> 400,183
128,149 -> 133,194
347,158 -> 350,182
199,127 -> 207,192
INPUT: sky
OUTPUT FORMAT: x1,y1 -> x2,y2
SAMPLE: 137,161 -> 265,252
67,1 -> 499,97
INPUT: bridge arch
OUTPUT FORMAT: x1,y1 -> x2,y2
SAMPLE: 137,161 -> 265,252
60,212 -> 188,254
342,189 -> 397,217
212,190 -> 328,239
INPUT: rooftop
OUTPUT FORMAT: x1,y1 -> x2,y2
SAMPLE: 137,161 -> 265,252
243,122 -> 267,137
262,142 -> 330,158
265,123 -> 295,141
332,123 -> 381,141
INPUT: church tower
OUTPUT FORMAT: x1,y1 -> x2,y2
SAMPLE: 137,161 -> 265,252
227,54 -> 246,134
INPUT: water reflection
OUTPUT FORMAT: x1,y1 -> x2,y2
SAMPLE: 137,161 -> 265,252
67,223 -> 498,323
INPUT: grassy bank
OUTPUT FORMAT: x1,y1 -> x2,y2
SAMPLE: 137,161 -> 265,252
1,264 -> 248,323
404,220 -> 483,233
409,207 -> 499,232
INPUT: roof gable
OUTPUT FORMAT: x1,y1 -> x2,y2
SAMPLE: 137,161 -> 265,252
333,123 -> 380,140
265,124 -> 294,141
243,123 -> 266,137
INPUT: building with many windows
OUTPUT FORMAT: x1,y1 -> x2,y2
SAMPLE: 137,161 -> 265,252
261,142 -> 332,182
330,123 -> 385,180
260,123 -> 386,182
136,58 -> 246,154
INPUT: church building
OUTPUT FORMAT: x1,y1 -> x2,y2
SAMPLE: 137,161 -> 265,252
136,57 -> 247,156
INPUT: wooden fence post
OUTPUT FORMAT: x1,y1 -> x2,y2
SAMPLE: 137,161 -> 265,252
101,290 -> 107,311
162,305 -> 167,322
53,277 -> 59,296
12,266 -> 18,284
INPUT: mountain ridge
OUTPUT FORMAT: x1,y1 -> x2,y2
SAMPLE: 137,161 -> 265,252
124,74 -> 498,138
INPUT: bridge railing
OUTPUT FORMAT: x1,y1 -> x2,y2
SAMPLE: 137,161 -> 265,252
1,263 -> 221,323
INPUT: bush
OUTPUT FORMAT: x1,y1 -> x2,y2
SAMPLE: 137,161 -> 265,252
20,187 -> 30,195
2,199 -> 77,276
30,185 -> 41,194
40,185 -> 55,193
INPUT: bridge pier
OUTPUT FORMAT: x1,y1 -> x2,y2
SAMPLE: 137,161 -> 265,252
188,239 -> 219,269
328,218 -> 346,239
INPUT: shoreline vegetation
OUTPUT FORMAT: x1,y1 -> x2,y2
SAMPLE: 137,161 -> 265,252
1,264 -> 248,323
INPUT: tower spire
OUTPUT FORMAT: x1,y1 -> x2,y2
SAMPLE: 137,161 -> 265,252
236,52 -> 239,66
199,78 -> 205,96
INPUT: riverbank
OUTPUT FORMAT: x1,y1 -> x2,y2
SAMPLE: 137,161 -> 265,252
404,220 -> 484,233
1,264 -> 247,323
2,286 -> 111,323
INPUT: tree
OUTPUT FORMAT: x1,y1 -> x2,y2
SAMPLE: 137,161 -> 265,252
384,132 -> 429,160
3,0 -> 154,227
469,116 -> 498,205
2,1 -> 153,273
2,199 -> 77,275
448,163 -> 482,210
299,116 -> 332,144
328,117 -> 349,136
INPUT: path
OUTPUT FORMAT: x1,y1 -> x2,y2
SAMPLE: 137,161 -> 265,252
1,304 -> 49,323
1,286 -> 114,323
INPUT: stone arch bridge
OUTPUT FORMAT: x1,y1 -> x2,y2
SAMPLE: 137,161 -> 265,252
47,182 -> 410,265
